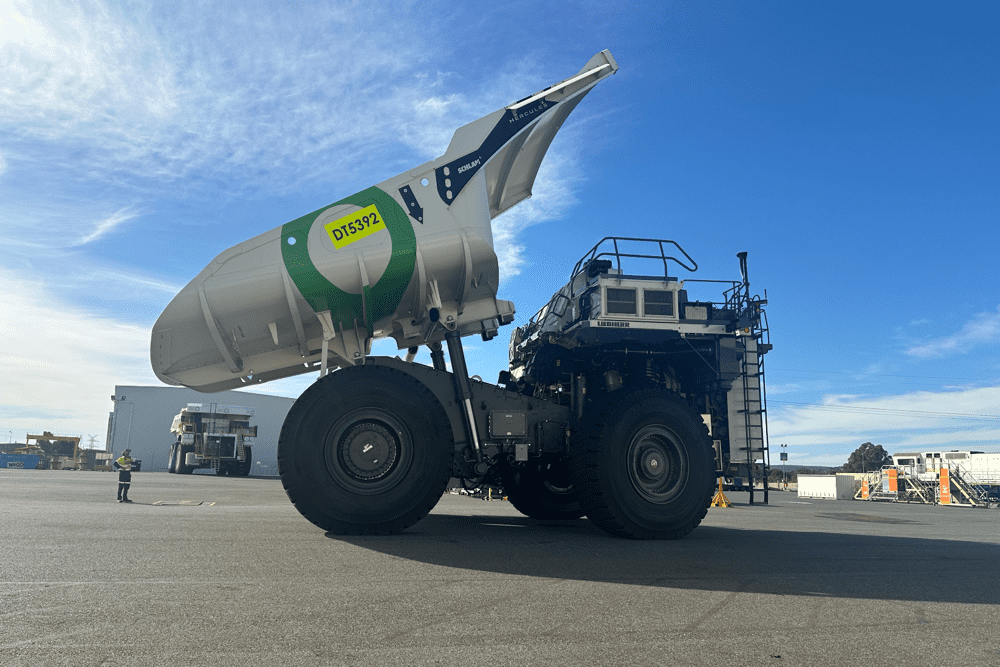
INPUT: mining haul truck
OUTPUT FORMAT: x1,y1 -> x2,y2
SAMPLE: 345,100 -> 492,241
167,404 -> 256,476
150,49 -> 772,539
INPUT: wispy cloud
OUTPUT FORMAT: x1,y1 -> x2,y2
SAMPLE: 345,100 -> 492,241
0,2 -> 594,278
769,385 -> 1000,463
73,207 -> 140,246
493,151 -> 585,283
0,2 -> 607,446
905,306 -> 1000,358
0,270 -> 160,438
0,0 -> 46,47
853,362 -> 885,380
78,270 -> 180,295
764,382 -> 804,395
1,3 -> 551,192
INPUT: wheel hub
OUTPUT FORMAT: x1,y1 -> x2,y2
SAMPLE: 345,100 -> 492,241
627,425 -> 688,504
322,407 -> 414,495
640,450 -> 663,479
339,421 -> 399,481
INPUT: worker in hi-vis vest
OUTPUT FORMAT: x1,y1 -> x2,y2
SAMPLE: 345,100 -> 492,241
114,449 -> 134,503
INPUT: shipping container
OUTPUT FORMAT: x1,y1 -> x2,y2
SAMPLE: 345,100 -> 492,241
0,454 -> 41,469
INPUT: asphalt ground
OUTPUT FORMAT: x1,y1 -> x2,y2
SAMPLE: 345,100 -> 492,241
1,470 -> 998,667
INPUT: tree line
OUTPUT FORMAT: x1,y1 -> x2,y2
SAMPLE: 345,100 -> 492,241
770,442 -> 893,483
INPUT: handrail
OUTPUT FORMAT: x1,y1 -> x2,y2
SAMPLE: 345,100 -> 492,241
569,237 -> 698,282
951,463 -> 990,505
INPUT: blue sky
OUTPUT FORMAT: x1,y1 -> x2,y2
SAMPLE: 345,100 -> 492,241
1,1 -> 998,465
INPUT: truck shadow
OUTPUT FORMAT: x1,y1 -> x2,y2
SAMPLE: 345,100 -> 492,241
331,512 -> 1000,606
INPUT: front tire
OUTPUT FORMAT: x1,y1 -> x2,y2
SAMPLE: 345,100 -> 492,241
167,443 -> 178,473
237,446 -> 252,476
570,389 -> 715,539
176,444 -> 194,475
278,365 -> 454,535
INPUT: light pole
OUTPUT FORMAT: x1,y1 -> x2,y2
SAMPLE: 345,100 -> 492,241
780,444 -> 788,490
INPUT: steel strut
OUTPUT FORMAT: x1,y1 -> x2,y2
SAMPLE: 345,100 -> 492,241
445,330 -> 484,467
428,341 -> 447,371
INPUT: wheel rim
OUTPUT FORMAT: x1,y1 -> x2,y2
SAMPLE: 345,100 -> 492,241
540,462 -> 574,497
324,409 -> 412,495
626,425 -> 688,504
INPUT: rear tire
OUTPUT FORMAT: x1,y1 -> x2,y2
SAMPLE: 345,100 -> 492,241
176,444 -> 194,475
499,459 -> 584,520
278,365 -> 454,535
570,389 -> 715,539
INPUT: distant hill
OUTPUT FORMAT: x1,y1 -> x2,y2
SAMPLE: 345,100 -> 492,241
773,464 -> 839,473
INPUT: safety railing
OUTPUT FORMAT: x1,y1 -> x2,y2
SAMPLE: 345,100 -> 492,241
568,237 -> 698,284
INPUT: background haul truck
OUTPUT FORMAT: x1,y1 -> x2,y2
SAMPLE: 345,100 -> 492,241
167,404 -> 256,476
151,50 -> 771,539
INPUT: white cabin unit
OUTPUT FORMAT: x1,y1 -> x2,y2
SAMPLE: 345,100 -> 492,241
797,475 -> 854,500
891,450 -> 1000,485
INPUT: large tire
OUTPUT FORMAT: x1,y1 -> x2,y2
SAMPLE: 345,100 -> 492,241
499,459 -> 584,520
570,389 -> 715,540
278,365 -> 454,535
176,444 -> 194,475
238,446 -> 252,476
167,443 -> 178,473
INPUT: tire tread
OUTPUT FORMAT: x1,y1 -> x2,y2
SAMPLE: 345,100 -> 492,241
570,388 -> 714,540
278,366 -> 453,535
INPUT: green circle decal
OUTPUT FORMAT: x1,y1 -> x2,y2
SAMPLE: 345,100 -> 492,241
280,186 -> 416,335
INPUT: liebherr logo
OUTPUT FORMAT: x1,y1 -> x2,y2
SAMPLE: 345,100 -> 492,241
598,320 -> 631,328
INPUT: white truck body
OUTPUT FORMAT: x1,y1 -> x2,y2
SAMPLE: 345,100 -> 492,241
151,51 -> 619,393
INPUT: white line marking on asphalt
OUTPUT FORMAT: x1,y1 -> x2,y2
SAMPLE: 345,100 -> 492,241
0,581 -> 184,586
151,500 -> 216,506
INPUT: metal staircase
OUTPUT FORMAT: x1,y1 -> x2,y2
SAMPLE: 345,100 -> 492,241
896,474 -> 937,504
871,468 -> 898,501
855,469 -> 898,501
949,466 -> 990,506
855,466 -> 991,507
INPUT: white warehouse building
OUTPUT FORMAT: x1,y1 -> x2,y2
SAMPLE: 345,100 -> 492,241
107,385 -> 295,475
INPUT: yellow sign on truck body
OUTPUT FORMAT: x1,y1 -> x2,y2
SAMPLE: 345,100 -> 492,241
324,204 -> 386,249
